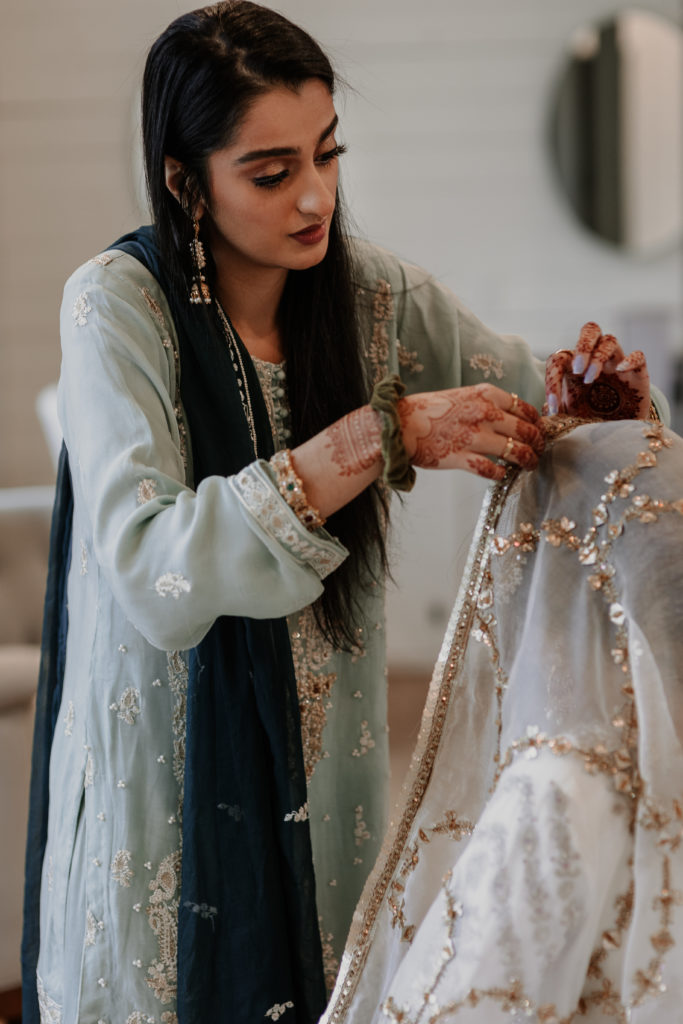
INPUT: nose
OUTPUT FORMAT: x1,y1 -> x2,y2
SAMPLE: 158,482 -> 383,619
296,163 -> 336,220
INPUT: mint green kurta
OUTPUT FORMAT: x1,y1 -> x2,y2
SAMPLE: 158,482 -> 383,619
37,239 -> 550,1024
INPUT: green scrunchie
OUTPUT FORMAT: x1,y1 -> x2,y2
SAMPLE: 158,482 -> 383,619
370,374 -> 417,492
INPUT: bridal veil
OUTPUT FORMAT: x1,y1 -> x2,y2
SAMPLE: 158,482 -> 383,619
322,416 -> 683,1024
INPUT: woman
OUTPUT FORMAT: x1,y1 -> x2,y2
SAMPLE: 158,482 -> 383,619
22,4 -> 659,1023
322,414 -> 683,1023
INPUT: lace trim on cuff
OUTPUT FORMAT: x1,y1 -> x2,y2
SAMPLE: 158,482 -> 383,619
230,463 -> 347,580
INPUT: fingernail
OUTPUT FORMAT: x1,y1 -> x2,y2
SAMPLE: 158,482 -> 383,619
547,393 -> 558,415
572,354 -> 586,374
615,360 -> 628,371
584,363 -> 599,384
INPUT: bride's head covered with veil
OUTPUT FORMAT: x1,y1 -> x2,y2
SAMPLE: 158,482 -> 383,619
324,414 -> 683,1024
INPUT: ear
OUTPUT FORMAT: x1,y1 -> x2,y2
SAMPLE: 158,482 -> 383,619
164,156 -> 206,218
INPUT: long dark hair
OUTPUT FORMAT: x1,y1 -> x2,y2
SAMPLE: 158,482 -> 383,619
142,1 -> 389,649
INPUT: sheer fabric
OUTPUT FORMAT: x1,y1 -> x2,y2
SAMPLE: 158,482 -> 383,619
322,416 -> 683,1024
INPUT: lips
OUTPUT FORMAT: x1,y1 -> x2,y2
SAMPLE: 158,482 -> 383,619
289,222 -> 326,245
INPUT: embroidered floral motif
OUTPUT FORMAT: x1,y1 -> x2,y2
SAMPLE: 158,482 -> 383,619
549,783 -> 583,940
183,900 -> 218,924
469,352 -> 504,380
146,850 -> 181,1004
84,746 -> 94,788
140,287 -> 168,331
137,478 -> 158,505
167,651 -> 188,801
542,516 -> 580,550
161,1015 -> 179,1024
253,357 -> 293,450
126,1014 -> 155,1024
491,522 -> 539,556
366,279 -> 393,384
350,625 -> 367,664
111,849 -> 134,887
63,701 -> 74,736
85,908 -> 97,947
88,252 -> 114,267
72,292 -> 92,327
396,339 -> 424,376
430,811 -> 475,842
231,466 -> 345,577
265,1002 -> 294,1021
37,973 -> 62,1023
354,806 -> 371,847
289,607 -> 337,782
109,687 -> 141,726
319,916 -> 340,994
155,572 -> 191,599
217,802 -> 243,821
351,720 -> 375,758
284,803 -> 309,822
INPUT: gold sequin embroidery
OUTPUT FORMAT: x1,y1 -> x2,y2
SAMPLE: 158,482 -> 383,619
146,850 -> 181,1004
396,340 -> 424,376
290,607 -> 337,782
469,352 -> 504,380
366,279 -> 393,384
324,417 -> 683,1021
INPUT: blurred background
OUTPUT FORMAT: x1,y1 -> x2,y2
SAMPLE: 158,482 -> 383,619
0,0 -> 681,1013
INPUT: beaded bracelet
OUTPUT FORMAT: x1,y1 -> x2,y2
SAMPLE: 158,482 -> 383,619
270,448 -> 326,531
369,374 -> 416,493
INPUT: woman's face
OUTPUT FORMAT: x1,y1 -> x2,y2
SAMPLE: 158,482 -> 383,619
201,78 -> 342,278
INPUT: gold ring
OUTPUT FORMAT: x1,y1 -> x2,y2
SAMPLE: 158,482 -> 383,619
509,392 -> 520,415
502,436 -> 515,461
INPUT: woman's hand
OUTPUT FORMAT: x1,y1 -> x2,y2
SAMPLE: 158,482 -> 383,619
545,322 -> 650,420
399,383 -> 544,482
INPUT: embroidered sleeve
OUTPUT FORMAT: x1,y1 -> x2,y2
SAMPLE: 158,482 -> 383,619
229,461 -> 348,580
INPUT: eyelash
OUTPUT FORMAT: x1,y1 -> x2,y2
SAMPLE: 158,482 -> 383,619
252,144 -> 348,190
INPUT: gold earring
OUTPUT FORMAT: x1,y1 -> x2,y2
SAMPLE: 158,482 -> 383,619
189,218 -> 211,305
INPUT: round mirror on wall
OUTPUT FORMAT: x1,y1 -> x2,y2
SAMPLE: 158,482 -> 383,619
549,9 -> 683,255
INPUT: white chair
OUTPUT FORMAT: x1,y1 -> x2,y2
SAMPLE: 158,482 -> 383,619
35,383 -> 61,473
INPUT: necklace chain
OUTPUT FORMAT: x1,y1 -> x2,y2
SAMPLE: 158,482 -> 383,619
215,301 -> 259,458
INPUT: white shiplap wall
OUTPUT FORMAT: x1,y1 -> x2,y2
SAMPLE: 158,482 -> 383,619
1,0 -> 681,667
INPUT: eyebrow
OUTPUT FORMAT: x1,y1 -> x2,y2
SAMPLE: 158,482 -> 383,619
235,115 -> 339,165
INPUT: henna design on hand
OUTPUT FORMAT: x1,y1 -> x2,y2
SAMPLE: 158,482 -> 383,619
325,407 -> 381,477
545,350 -> 573,412
466,455 -> 504,481
562,373 -> 643,420
507,439 -> 538,470
515,419 -> 544,452
409,391 -> 505,469
573,322 -> 603,373
615,350 -> 646,373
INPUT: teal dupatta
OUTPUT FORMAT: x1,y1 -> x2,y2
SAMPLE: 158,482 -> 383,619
22,227 -> 327,1023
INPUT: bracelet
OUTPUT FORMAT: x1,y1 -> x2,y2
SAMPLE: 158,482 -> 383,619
270,448 -> 326,531
648,399 -> 661,423
369,374 -> 416,493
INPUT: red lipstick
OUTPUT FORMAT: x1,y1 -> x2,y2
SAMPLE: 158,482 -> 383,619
290,222 -> 326,245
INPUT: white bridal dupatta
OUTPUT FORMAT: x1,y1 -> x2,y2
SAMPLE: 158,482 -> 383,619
322,416 -> 683,1024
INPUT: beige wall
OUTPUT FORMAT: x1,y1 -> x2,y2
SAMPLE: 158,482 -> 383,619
1,1 -> 186,484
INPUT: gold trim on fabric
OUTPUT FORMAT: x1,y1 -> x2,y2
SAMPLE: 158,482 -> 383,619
324,462 -> 517,1020
325,415 -> 680,1020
